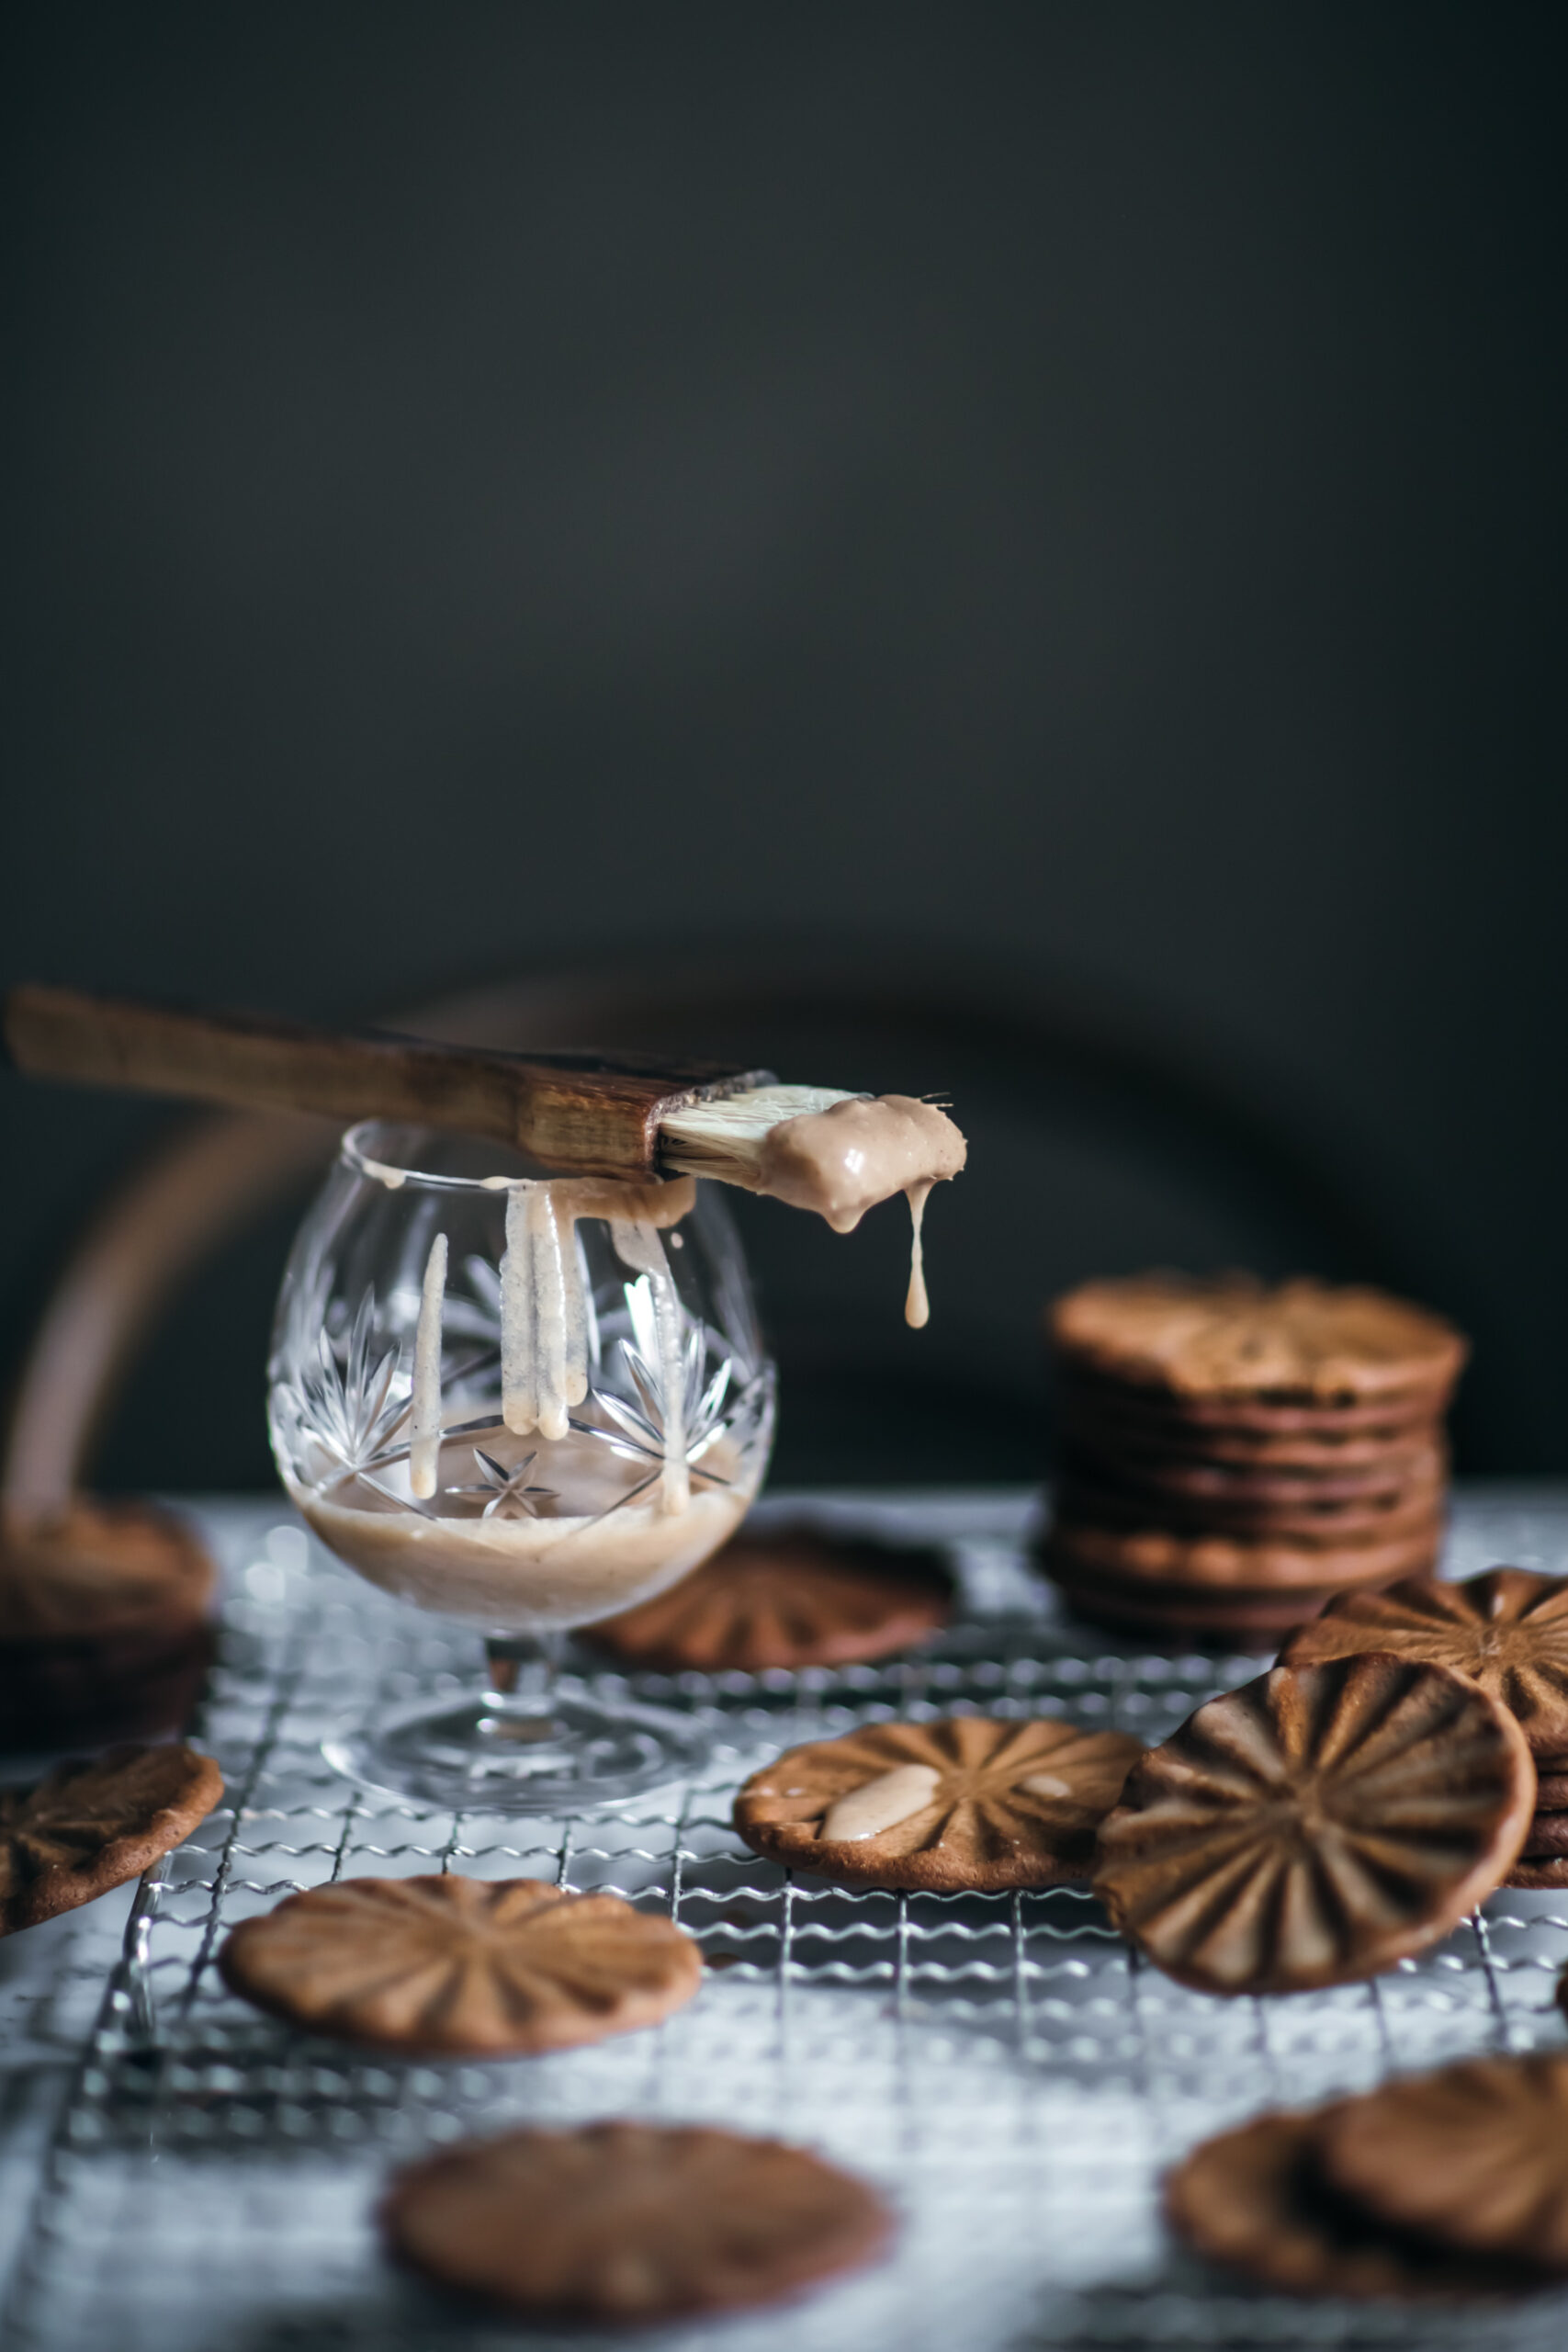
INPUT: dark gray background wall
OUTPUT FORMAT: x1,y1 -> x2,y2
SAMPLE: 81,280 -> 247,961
5,3 -> 1565,1487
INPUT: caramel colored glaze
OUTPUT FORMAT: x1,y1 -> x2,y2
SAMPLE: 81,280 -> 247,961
1318,2055 -> 1568,2272
220,1876 -> 702,2057
1279,1569 -> 1568,1759
735,1715 -> 1143,1894
1092,1657 -> 1533,1996
755,1094 -> 964,1328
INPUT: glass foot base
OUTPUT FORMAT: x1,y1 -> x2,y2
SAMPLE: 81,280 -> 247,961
322,1690 -> 710,1814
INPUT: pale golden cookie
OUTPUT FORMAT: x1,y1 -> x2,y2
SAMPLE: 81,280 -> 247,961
220,1875 -> 702,2055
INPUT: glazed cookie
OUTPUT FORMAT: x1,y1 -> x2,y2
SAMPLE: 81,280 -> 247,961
735,1715 -> 1143,1893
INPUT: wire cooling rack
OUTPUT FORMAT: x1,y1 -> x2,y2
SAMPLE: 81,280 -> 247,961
6,1487 -> 1568,2352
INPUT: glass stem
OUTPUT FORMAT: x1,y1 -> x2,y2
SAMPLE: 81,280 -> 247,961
483,1632 -> 563,1713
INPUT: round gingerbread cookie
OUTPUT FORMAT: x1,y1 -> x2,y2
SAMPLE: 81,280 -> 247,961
1165,2108 -> 1529,2301
1049,1276 -> 1467,1403
1092,1657 -> 1533,1995
1279,1569 -> 1568,1759
1064,1438 -> 1443,1509
734,1715 -> 1143,1894
220,1875 -> 702,2056
0,1744 -> 223,1936
381,2121 -> 893,2319
1318,2055 -> 1568,2272
1064,1396 -> 1444,1467
585,1527 -> 952,1672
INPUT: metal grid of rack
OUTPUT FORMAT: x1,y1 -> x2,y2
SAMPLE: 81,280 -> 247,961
6,1488 -> 1568,2352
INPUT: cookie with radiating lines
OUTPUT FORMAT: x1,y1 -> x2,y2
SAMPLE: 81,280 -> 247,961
1318,2054 -> 1568,2274
0,1743 -> 223,1936
1280,1568 -> 1568,1758
734,1715 -> 1144,1893
1165,2108 -> 1532,2301
585,1526 -> 953,1672
382,2121 -> 894,2320
1091,1656 -> 1532,1995
218,1875 -> 702,2055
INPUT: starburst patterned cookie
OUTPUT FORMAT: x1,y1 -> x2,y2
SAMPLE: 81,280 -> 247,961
219,1875 -> 702,2055
1092,1657 -> 1532,1995
0,1744 -> 223,1936
587,1528 -> 953,1671
734,1715 -> 1144,1892
382,2122 -> 894,2320
1280,1569 -> 1568,1757
1318,2055 -> 1568,2272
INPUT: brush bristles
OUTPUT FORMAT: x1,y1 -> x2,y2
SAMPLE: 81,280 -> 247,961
658,1084 -> 860,1185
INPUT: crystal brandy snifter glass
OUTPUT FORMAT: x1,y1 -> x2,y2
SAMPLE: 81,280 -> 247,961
267,1122 -> 775,1810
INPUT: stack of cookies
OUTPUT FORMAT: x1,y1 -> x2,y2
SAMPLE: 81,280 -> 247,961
1043,1274 -> 1467,1645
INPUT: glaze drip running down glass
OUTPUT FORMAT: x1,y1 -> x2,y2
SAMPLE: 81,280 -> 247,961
268,1123 -> 775,1809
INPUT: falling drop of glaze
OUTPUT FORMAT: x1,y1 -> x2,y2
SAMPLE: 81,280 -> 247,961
408,1230 -> 447,1498
905,1181 -> 933,1329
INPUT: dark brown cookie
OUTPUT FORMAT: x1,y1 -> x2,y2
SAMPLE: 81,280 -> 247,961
381,2121 -> 894,2319
1535,1774 -> 1568,1807
0,1499 -> 216,1749
1280,1569 -> 1568,1758
1050,1276 -> 1468,1402
1318,2055 -> 1568,2271
1056,1464 -> 1444,1542
1092,1657 -> 1532,1995
1519,1813 -> 1568,1859
1066,1374 -> 1452,1439
584,1526 -> 952,1672
0,1743 -> 223,1935
1165,2109 -> 1530,2301
734,1715 -> 1143,1893
220,1876 -> 702,2056
1045,1513 -> 1443,1591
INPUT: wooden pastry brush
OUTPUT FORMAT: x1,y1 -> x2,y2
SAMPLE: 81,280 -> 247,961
1,983 -> 855,1186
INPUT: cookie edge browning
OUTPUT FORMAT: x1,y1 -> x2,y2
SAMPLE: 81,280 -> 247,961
379,2122 -> 897,2319
1164,2108 -> 1536,2302
217,1876 -> 705,2056
1091,1658 -> 1536,1996
0,1743 -> 224,1937
733,1719 -> 1145,1894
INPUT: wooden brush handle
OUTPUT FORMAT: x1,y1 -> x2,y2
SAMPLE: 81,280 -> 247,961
3,984 -> 770,1180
